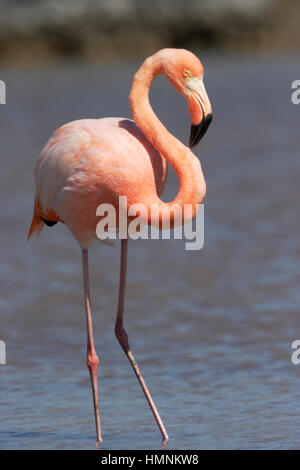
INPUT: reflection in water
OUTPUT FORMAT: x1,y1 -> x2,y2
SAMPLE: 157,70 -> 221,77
0,56 -> 300,449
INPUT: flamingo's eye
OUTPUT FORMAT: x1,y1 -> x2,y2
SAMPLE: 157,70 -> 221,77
183,70 -> 191,79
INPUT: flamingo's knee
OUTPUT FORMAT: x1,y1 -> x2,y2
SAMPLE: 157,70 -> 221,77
87,352 -> 99,375
114,321 -> 129,351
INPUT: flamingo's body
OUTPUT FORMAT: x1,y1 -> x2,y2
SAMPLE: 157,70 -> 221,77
28,48 -> 212,447
28,118 -> 167,247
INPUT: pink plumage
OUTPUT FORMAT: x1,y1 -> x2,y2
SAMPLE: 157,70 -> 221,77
29,118 -> 167,247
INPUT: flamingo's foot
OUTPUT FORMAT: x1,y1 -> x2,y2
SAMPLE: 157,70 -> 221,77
162,435 -> 169,448
95,439 -> 102,450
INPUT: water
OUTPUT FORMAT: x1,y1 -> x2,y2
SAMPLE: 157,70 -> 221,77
1,54 -> 300,450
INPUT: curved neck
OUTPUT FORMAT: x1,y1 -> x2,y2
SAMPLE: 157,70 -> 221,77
129,54 -> 206,225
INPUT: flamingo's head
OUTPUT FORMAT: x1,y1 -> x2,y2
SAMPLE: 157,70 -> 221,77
160,49 -> 213,148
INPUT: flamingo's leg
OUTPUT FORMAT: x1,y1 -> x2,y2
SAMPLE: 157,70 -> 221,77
114,239 -> 168,445
82,249 -> 102,448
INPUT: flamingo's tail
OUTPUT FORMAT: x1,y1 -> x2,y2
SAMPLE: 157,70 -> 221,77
27,198 -> 44,240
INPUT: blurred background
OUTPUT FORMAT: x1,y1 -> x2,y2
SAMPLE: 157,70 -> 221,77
1,0 -> 300,450
0,0 -> 300,62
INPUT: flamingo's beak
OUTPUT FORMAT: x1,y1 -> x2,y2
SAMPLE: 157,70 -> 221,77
186,78 -> 212,148
189,114 -> 213,148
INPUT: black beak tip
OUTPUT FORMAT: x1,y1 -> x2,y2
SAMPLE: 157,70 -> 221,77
189,113 -> 213,148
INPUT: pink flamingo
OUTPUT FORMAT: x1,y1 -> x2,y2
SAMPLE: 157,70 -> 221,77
28,48 -> 212,447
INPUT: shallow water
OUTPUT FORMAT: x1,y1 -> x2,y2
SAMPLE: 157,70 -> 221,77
1,54 -> 300,450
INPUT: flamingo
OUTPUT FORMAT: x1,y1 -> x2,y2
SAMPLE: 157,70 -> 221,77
28,48 -> 212,447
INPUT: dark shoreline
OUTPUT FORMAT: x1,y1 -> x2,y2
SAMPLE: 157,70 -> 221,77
0,0 -> 299,64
